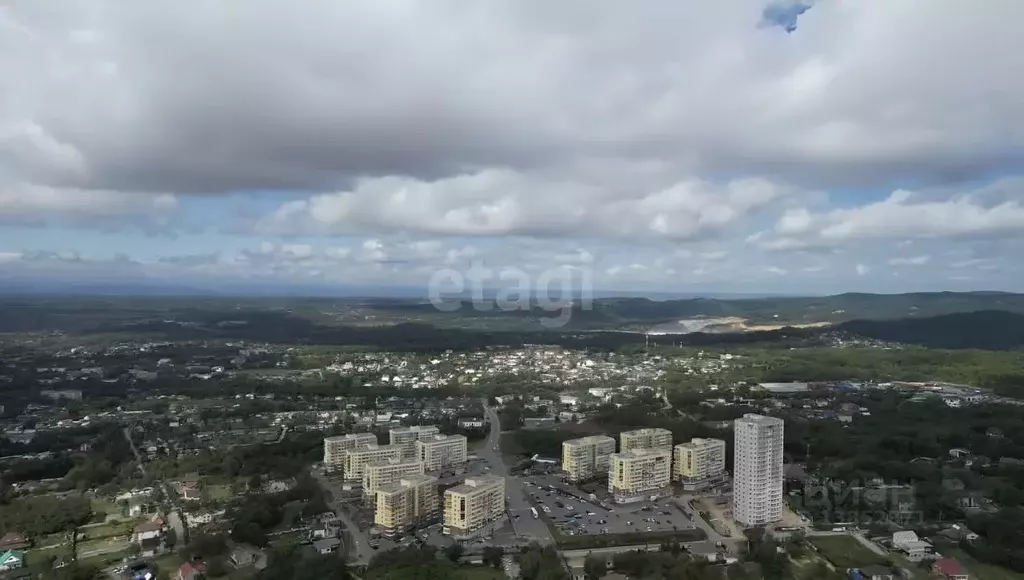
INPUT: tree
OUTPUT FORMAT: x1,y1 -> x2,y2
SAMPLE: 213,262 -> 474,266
443,543 -> 465,562
206,558 -> 228,578
584,554 -> 606,580
482,546 -> 505,568
188,533 -> 228,557
165,527 -> 178,549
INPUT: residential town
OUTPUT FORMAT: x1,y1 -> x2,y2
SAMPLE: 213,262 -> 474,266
1,336 -> 1023,580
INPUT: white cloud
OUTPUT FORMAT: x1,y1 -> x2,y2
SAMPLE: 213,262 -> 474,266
0,251 -> 22,263
888,255 -> 930,266
856,264 -> 870,276
756,185 -> 1024,251
0,183 -> 178,221
255,170 -> 792,240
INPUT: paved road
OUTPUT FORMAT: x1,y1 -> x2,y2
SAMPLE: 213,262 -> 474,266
312,468 -> 376,565
482,401 -> 554,544
122,426 -> 186,544
671,497 -> 732,545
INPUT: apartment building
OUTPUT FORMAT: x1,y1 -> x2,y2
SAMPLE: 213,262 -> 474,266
443,476 -> 506,538
374,474 -> 440,537
323,433 -> 378,473
390,425 -> 441,460
733,414 -> 785,527
562,435 -> 616,482
608,448 -> 672,504
343,444 -> 404,482
619,428 -> 673,453
416,434 -> 468,472
362,458 -> 425,498
673,438 -> 727,490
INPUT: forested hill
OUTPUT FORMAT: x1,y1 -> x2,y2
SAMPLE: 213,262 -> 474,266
838,310 -> 1024,350
588,291 -> 1024,325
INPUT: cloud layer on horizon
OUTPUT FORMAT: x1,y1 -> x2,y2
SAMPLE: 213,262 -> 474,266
2,0 -> 1024,294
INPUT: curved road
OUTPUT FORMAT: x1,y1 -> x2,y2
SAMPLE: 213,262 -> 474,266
482,402 -> 553,544
311,467 -> 376,565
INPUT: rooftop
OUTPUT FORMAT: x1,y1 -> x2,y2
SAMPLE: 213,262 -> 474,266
756,382 -> 809,393
377,474 -> 437,493
612,448 -> 671,459
447,475 -> 504,494
736,413 -> 784,426
934,558 -> 965,576
325,433 -> 374,441
391,425 -> 438,433
563,435 -> 615,446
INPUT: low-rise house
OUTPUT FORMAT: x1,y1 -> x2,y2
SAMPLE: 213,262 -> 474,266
522,417 -> 555,429
133,520 -> 164,557
312,538 -> 340,555
178,561 -> 206,580
932,558 -> 969,580
892,531 -> 933,562
230,545 -> 267,570
0,550 -> 24,571
938,523 -> 980,543
0,532 -> 29,551
948,448 -> 971,460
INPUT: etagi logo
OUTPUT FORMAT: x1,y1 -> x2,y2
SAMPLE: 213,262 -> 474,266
427,261 -> 593,328
797,479 -> 921,526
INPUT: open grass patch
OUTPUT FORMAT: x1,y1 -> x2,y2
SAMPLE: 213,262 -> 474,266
79,519 -> 138,541
808,535 -> 886,569
90,497 -> 122,518
207,484 -> 235,501
456,565 -> 506,580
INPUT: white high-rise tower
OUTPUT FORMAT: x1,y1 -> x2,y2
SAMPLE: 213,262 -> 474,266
732,413 -> 784,527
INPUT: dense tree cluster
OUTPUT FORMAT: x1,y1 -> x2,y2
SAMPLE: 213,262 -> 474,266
518,544 -> 570,580
0,495 -> 92,537
258,543 -> 351,580
227,473 -> 328,547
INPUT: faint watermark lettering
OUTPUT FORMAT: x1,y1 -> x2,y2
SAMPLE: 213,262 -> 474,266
428,260 -> 593,328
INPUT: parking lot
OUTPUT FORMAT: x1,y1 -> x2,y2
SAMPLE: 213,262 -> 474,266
520,473 -> 695,537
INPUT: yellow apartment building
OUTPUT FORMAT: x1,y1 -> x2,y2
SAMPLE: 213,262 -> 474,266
390,425 -> 440,460
561,435 -> 616,482
673,438 -> 726,490
619,428 -> 673,453
415,434 -> 468,472
373,474 -> 439,537
343,444 -> 404,481
443,476 -> 505,538
323,433 -> 378,473
608,448 -> 672,503
362,458 -> 425,497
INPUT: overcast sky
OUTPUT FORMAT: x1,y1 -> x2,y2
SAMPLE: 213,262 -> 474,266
2,0 -> 1024,295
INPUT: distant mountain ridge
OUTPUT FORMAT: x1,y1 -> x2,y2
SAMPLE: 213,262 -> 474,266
386,291 -> 1024,329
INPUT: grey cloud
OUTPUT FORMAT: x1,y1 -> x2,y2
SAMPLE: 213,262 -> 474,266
4,0 -> 1024,199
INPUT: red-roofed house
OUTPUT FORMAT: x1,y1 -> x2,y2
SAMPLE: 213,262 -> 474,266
932,558 -> 969,580
0,532 -> 29,551
178,561 -> 206,580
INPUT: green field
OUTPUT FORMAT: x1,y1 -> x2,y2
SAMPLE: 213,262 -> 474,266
208,483 -> 235,501
90,497 -> 123,518
80,519 -> 138,541
808,535 -> 887,569
456,566 -> 506,580
25,543 -> 74,576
